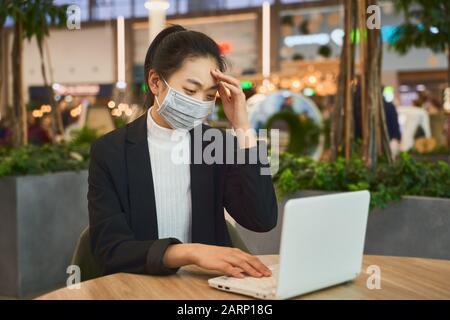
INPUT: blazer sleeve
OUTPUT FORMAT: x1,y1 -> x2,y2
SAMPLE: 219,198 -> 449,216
88,139 -> 181,276
223,137 -> 278,232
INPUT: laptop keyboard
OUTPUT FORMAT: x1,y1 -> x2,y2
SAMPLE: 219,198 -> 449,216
221,265 -> 279,293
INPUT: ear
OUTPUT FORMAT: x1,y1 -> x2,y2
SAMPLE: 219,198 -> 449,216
147,69 -> 161,95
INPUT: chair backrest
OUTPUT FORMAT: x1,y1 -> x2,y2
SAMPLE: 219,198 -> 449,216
70,227 -> 103,282
226,220 -> 250,253
72,220 -> 249,281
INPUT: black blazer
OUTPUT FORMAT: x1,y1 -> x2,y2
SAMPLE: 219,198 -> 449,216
88,112 -> 278,276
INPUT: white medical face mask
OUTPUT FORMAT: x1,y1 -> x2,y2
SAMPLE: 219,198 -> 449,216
154,78 -> 216,130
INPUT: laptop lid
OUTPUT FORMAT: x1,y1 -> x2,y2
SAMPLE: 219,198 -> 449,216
276,190 -> 370,299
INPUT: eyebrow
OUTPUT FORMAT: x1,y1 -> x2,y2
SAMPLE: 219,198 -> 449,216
186,78 -> 219,90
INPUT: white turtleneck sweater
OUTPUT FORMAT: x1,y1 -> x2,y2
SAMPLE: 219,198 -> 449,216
147,108 -> 192,243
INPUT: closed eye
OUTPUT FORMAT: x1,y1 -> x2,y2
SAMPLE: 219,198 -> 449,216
184,89 -> 196,95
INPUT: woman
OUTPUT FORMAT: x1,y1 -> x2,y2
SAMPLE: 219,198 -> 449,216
88,24 -> 277,279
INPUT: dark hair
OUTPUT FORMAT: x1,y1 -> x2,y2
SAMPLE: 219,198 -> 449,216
143,24 -> 228,108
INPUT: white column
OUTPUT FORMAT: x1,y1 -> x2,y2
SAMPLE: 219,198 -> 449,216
262,1 -> 271,81
116,15 -> 126,89
145,0 -> 170,44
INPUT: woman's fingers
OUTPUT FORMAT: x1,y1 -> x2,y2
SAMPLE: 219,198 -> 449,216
237,253 -> 271,277
226,249 -> 272,277
211,69 -> 241,89
221,80 -> 244,97
217,81 -> 231,102
226,255 -> 263,278
194,245 -> 271,279
222,263 -> 244,278
244,254 -> 272,277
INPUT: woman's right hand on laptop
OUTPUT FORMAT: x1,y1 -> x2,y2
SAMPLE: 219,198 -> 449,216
163,243 -> 272,278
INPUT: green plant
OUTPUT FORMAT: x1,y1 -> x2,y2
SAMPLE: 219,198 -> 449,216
113,117 -> 128,129
214,101 -> 227,121
273,152 -> 450,209
265,111 -> 322,156
0,125 -> 97,178
389,0 -> 450,86
0,143 -> 90,178
69,126 -> 99,147
1,0 -> 68,146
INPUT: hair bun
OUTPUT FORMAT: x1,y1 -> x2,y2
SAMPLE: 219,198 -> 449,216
144,24 -> 186,71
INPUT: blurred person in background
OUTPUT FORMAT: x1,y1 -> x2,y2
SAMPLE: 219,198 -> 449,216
352,82 -> 401,156
59,98 -> 78,129
382,88 -> 401,157
27,112 -> 51,145
415,91 -> 446,147
426,95 -> 446,147
280,95 -> 295,113
418,90 -> 440,114
0,110 -> 13,147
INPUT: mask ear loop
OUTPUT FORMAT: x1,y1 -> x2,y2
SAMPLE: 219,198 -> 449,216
155,77 -> 170,111
154,95 -> 162,111
162,77 -> 170,88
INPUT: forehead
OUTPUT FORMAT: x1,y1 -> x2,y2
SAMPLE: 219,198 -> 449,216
172,56 -> 218,86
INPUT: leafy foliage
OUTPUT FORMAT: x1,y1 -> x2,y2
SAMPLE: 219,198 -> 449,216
265,111 -> 322,156
0,128 -> 96,178
1,0 -> 68,39
0,143 -> 89,178
1,0 -> 69,146
113,117 -> 128,129
273,152 -> 450,209
389,0 -> 450,54
69,126 -> 99,147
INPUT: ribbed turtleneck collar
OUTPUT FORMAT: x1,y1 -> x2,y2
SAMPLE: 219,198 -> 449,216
147,107 -> 189,147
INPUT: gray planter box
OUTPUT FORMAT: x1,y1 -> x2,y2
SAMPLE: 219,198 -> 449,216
0,170 -> 88,298
236,191 -> 450,261
365,196 -> 450,260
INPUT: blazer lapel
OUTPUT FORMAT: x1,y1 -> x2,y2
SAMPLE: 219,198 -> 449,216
189,125 -> 216,244
126,114 -> 217,244
126,112 -> 159,240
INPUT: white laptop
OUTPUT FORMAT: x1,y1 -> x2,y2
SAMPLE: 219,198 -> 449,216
208,190 -> 371,299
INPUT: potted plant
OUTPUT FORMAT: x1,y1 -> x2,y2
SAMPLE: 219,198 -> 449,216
0,128 -> 95,298
235,153 -> 450,261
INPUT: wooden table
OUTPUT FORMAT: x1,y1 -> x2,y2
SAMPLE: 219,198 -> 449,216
37,255 -> 450,300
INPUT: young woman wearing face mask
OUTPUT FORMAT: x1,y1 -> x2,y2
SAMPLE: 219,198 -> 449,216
88,25 -> 278,279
